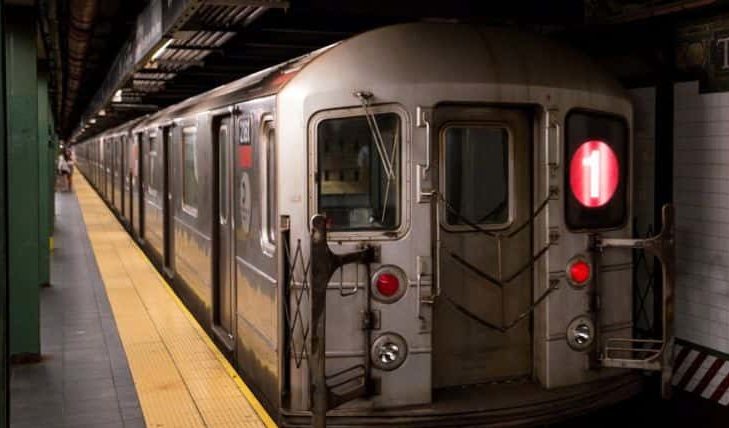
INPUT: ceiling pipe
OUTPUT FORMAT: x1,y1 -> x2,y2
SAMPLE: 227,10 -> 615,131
38,0 -> 64,127
62,0 -> 98,130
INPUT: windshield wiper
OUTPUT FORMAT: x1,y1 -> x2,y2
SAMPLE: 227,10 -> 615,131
354,91 -> 395,181
353,91 -> 398,225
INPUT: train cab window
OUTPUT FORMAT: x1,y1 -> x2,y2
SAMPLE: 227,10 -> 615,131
444,126 -> 509,226
182,127 -> 199,216
316,113 -> 400,231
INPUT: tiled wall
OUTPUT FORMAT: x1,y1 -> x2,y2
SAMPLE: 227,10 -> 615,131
673,81 -> 729,355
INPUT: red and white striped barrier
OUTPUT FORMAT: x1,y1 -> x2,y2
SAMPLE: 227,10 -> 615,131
673,342 -> 729,405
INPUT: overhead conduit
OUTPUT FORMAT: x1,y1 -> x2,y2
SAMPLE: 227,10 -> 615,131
63,0 -> 98,130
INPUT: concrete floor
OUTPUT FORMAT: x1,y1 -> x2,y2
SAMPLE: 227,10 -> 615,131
9,190 -> 145,428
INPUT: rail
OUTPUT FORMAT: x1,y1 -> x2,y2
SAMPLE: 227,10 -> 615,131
596,204 -> 675,399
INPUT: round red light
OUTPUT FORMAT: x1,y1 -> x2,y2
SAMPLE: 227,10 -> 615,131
569,260 -> 591,285
376,273 -> 400,297
569,140 -> 619,208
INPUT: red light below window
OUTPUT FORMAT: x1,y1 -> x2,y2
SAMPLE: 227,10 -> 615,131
376,273 -> 400,297
569,140 -> 619,208
569,260 -> 591,285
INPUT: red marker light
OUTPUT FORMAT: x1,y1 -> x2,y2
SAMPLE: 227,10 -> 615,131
376,273 -> 400,297
569,140 -> 619,208
567,259 -> 591,286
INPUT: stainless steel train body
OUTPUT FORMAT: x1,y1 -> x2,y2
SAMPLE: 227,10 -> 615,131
75,23 -> 675,426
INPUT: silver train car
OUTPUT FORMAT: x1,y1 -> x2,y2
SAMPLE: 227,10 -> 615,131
75,23 -> 675,427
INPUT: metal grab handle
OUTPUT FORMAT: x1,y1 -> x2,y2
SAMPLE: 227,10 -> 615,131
547,119 -> 561,168
416,106 -> 434,202
337,263 -> 358,297
596,204 -> 675,399
416,272 -> 429,320
417,106 -> 432,173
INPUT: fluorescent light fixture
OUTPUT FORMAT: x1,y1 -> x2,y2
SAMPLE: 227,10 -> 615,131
89,118 -> 97,124
151,39 -> 174,61
98,109 -> 106,116
113,89 -> 123,102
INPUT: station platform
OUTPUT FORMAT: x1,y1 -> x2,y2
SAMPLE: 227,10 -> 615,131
10,175 -> 275,427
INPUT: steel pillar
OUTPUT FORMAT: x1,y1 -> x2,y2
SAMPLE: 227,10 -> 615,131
6,6 -> 40,360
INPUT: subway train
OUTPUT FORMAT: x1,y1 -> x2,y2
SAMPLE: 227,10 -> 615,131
75,22 -> 675,427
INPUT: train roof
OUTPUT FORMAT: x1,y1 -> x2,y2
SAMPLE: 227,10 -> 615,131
85,22 -> 626,139
282,22 -> 626,102
126,44 -> 336,132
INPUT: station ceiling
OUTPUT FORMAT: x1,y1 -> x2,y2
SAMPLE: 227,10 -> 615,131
36,0 -> 729,142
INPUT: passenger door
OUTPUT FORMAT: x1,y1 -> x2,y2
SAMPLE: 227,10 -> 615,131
432,106 -> 532,388
121,136 -> 127,219
132,134 -> 142,238
213,115 -> 235,345
163,126 -> 174,272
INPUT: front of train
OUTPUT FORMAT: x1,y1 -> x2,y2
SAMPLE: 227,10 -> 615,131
275,22 -> 674,426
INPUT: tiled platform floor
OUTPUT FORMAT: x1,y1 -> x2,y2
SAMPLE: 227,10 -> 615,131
72,175 -> 272,427
11,174 -> 274,428
10,189 -> 145,428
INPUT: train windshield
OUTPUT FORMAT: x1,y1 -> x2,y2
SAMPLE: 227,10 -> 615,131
317,113 -> 400,231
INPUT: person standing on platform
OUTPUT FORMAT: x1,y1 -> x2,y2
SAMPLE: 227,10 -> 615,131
57,150 -> 71,191
65,148 -> 75,191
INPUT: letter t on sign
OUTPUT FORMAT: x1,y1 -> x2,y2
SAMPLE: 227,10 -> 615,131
717,37 -> 729,70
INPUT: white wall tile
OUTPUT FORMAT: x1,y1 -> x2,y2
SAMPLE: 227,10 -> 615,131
673,81 -> 729,352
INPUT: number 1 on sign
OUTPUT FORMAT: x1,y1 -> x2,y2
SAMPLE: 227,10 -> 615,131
582,149 -> 601,200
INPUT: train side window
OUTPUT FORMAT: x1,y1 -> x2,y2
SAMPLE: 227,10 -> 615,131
182,127 -> 199,216
261,118 -> 276,256
316,113 -> 401,231
443,126 -> 509,226
218,124 -> 229,224
148,133 -> 158,195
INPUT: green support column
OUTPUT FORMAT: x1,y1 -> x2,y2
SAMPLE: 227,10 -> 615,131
37,72 -> 50,288
0,1 -> 9,425
6,7 -> 40,360
48,107 -> 55,237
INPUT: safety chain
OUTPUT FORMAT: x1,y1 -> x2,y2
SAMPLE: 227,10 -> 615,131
435,188 -> 558,333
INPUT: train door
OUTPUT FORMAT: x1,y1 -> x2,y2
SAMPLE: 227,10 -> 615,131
162,126 -> 174,272
105,139 -> 111,199
432,106 -> 532,389
100,139 -> 105,196
212,115 -> 235,344
112,138 -> 118,208
127,135 -> 133,228
121,136 -> 127,218
133,134 -> 142,238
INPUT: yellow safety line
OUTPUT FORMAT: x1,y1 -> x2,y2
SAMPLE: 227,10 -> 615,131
75,174 -> 277,428
130,233 -> 278,428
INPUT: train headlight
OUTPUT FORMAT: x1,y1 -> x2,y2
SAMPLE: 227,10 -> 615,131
371,333 -> 407,371
371,265 -> 407,303
566,256 -> 592,288
566,316 -> 595,351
